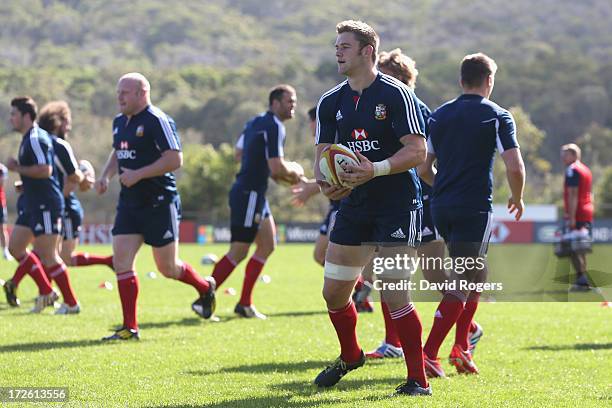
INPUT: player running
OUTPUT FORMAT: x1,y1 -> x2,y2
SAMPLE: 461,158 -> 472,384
38,101 -> 113,272
210,85 -> 302,320
96,73 -> 215,340
418,53 -> 526,377
313,21 -> 430,396
4,96 -> 72,313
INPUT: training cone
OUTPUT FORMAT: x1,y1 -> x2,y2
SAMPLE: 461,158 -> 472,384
99,281 -> 113,290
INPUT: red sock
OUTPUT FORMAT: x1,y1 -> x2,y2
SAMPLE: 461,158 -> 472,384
423,293 -> 465,359
178,262 -> 210,294
455,291 -> 481,350
381,302 -> 401,347
117,270 -> 139,330
211,255 -> 237,288
14,252 -> 52,295
354,274 -> 364,292
72,253 -> 114,269
239,256 -> 265,306
46,263 -> 78,306
469,321 -> 478,333
329,301 -> 362,363
390,303 -> 428,388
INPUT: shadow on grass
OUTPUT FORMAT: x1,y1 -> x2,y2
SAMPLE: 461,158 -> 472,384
265,310 -> 327,318
526,343 -> 612,351
269,377 -> 405,397
186,360 -> 330,376
0,339 -> 102,353
149,393 -> 387,408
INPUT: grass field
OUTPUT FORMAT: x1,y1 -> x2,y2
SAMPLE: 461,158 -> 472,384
1,243 -> 611,407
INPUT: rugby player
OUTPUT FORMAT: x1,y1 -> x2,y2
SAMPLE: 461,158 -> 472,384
96,73 -> 215,340
314,21 -> 430,396
418,53 -> 525,377
210,85 -> 302,320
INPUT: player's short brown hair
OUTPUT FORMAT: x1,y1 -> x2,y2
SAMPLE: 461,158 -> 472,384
11,96 -> 37,121
561,143 -> 581,160
378,48 -> 419,88
461,53 -> 498,88
39,100 -> 71,137
336,20 -> 379,63
268,84 -> 296,106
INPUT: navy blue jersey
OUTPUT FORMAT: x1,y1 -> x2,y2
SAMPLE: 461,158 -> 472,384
316,73 -> 425,214
428,94 -> 519,211
18,126 -> 63,212
416,96 -> 432,206
52,135 -> 81,213
112,105 -> 181,208
234,111 -> 285,193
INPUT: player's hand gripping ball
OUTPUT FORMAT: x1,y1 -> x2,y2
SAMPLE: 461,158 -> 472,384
318,143 -> 360,187
79,159 -> 96,192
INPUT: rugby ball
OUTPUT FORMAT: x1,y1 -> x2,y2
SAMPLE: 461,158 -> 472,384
318,144 -> 360,187
79,160 -> 95,192
79,159 -> 95,177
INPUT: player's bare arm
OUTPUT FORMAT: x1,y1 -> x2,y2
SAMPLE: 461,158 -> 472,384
501,147 -> 526,221
6,157 -> 52,179
567,186 -> 579,228
417,152 -> 437,187
95,149 -> 118,194
291,179 -> 320,207
119,149 -> 182,188
314,143 -> 351,200
268,157 -> 303,185
340,133 -> 426,188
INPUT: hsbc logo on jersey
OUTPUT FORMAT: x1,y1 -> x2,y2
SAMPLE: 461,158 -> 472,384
116,140 -> 136,159
347,128 -> 380,152
351,128 -> 368,140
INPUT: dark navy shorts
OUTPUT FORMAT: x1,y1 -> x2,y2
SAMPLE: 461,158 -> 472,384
62,206 -> 83,241
112,197 -> 181,247
330,207 -> 422,247
432,206 -> 493,257
229,187 -> 271,243
421,202 -> 441,244
0,206 -> 6,224
320,201 -> 340,236
17,208 -> 63,237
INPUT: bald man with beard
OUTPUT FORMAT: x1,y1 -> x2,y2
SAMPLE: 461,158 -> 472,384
96,73 -> 216,340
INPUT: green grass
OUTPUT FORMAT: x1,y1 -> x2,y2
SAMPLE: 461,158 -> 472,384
1,244 -> 611,407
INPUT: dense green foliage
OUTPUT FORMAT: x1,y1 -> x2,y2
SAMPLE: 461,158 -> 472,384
0,0 -> 610,222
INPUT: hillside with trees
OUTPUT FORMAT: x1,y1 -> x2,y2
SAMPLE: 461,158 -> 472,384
0,0 -> 610,222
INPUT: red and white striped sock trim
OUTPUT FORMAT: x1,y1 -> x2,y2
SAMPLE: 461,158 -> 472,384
49,264 -> 67,279
250,255 -> 266,265
389,303 -> 415,320
18,252 -> 31,266
226,255 -> 238,267
116,270 -> 136,281
329,301 -> 353,314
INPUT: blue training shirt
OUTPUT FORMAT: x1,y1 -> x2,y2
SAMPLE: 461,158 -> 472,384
113,105 -> 181,208
233,111 -> 285,193
51,135 -> 82,213
428,94 -> 519,211
18,125 -> 63,212
316,72 -> 425,214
